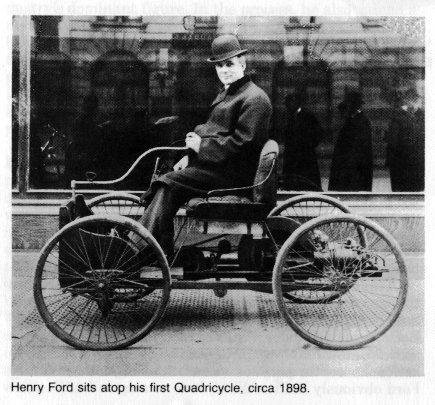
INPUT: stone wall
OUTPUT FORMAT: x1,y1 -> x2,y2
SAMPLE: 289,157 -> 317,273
12,196 -> 424,251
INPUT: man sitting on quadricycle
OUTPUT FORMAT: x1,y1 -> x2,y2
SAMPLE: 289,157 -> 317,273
132,34 -> 273,256
36,33 -> 408,350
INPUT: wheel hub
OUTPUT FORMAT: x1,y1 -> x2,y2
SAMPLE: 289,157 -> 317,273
324,266 -> 356,291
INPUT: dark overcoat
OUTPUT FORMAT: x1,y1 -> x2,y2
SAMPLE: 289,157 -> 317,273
151,75 -> 272,198
282,108 -> 322,190
329,110 -> 373,191
386,107 -> 424,191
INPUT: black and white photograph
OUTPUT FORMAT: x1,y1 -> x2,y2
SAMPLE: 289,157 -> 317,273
3,1 -> 434,404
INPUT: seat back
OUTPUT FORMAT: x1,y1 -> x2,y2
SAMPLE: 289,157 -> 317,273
59,200 -> 76,229
59,194 -> 93,229
252,139 -> 279,206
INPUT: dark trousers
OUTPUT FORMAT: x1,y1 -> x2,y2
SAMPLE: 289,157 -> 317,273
134,185 -> 194,254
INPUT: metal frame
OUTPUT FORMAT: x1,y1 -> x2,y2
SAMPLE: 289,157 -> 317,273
33,144 -> 409,351
70,146 -> 188,197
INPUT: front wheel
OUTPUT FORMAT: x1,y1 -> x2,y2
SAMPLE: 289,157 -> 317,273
88,192 -> 143,220
272,214 -> 407,349
34,215 -> 171,350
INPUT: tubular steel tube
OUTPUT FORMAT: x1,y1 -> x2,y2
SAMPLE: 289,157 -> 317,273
72,146 -> 188,189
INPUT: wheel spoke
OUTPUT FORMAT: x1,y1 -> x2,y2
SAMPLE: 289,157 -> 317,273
34,215 -> 170,350
273,214 -> 407,349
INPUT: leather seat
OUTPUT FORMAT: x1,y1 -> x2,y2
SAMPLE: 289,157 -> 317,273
186,139 -> 279,222
186,195 -> 273,221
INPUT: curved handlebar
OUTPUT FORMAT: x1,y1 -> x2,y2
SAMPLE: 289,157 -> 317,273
71,146 -> 188,193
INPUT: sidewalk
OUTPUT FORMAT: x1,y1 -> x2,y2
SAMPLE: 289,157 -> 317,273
11,250 -> 424,376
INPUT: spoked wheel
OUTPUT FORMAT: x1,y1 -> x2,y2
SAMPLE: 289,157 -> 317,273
272,214 -> 407,349
269,195 -> 354,303
34,215 -> 171,350
269,194 -> 352,223
88,193 -> 144,220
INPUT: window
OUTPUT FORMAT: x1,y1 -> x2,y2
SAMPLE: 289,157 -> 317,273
12,16 -> 425,195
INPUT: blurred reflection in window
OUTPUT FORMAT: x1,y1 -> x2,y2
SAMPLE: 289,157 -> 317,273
16,16 -> 424,192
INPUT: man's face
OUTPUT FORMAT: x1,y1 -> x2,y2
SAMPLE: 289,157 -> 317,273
214,56 -> 245,86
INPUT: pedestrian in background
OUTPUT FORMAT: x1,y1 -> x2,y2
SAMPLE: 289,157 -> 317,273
386,88 -> 424,192
329,91 -> 373,191
282,91 -> 323,191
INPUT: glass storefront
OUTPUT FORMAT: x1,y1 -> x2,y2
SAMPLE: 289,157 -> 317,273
12,16 -> 425,194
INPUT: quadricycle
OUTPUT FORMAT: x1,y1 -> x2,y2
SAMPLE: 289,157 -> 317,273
33,140 -> 407,350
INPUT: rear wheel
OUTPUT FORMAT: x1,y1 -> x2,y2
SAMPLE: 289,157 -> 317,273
34,215 -> 170,350
272,214 -> 407,349
88,193 -> 143,220
269,195 -> 355,303
269,194 -> 352,223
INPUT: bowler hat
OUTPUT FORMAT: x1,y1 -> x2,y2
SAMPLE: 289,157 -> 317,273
207,34 -> 248,63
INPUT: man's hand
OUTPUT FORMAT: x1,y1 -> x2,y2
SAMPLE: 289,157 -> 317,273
173,155 -> 189,171
185,132 -> 201,153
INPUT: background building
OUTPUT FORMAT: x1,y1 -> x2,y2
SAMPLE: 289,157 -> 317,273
12,16 -> 424,249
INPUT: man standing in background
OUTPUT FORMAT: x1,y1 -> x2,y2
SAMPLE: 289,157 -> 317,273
386,88 -> 424,192
282,91 -> 323,191
329,91 -> 373,191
